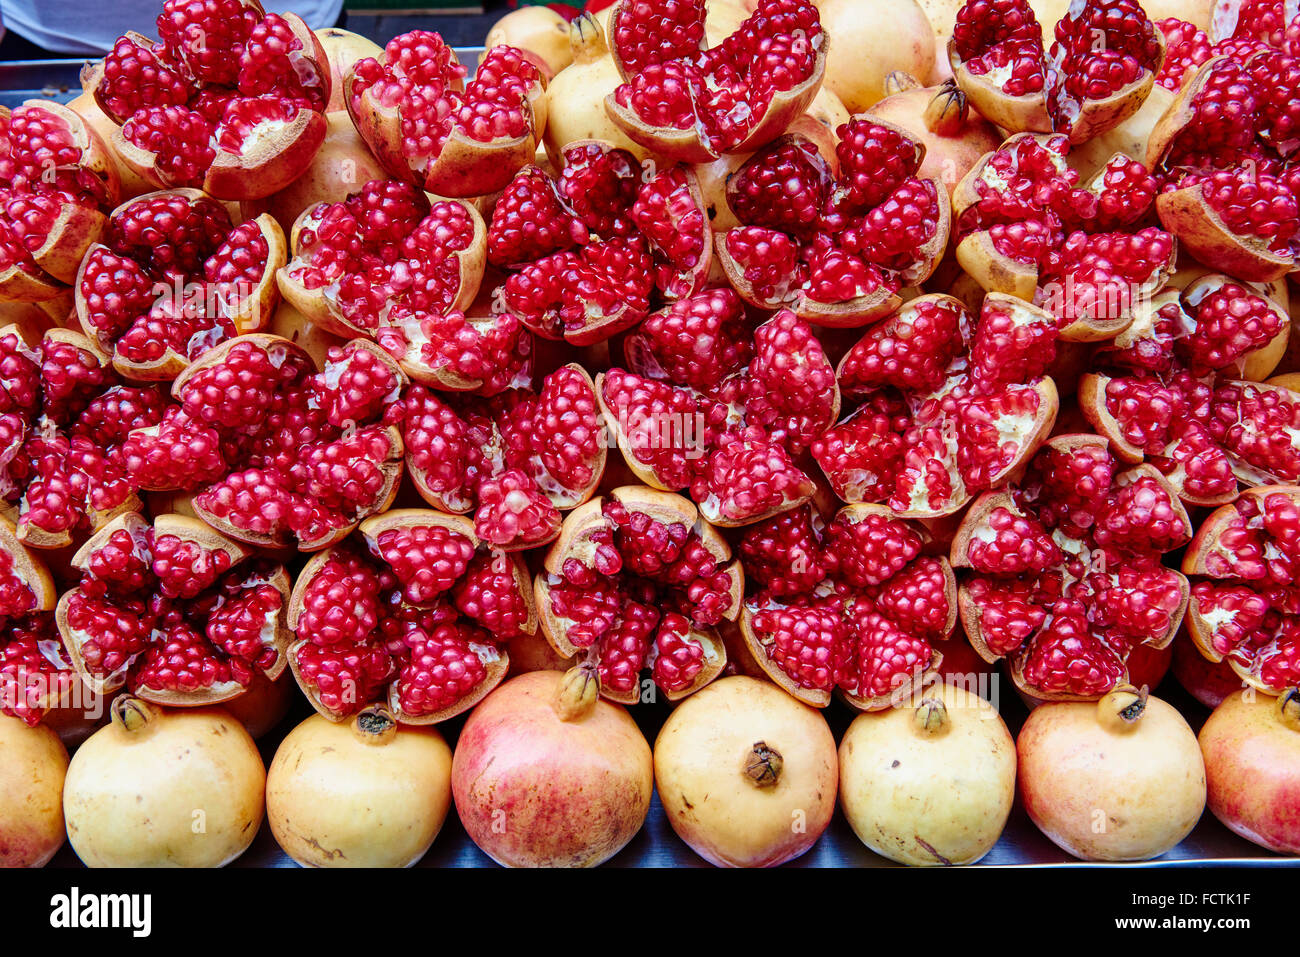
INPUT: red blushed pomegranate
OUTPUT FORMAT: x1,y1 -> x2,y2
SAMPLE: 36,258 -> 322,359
716,120 -> 950,326
287,508 -> 534,724
949,0 -> 1165,143
867,76 -> 1003,201
1180,486 -> 1300,697
485,6 -> 574,77
268,706 -> 453,867
951,434 -> 1192,701
0,714 -> 68,867
1146,53 -> 1300,282
64,697 -> 265,867
654,675 -> 837,868
451,668 -> 653,867
88,0 -> 330,201
0,100 -> 121,305
818,0 -> 937,112
400,364 -> 604,551
840,684 -> 1016,865
124,335 -> 405,551
814,294 -> 1059,519
738,503 -> 954,710
56,510 -> 291,707
1018,687 -> 1206,861
1200,688 -> 1300,854
535,486 -> 739,704
602,0 -> 826,163
76,189 -> 287,380
346,32 -> 545,198
599,299 -> 837,526
1173,627 -> 1246,706
953,134 -> 1174,337
490,144 -> 712,345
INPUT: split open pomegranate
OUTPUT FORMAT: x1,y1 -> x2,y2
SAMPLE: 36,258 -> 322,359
534,486 -> 741,704
0,516 -> 67,726
88,0 -> 331,200
951,433 -> 1192,700
287,508 -> 534,723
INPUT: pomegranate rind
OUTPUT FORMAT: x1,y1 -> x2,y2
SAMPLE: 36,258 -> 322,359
0,514 -> 56,614
1156,181 -> 1294,283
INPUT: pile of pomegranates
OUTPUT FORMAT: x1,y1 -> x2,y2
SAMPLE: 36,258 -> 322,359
6,0 -> 1300,871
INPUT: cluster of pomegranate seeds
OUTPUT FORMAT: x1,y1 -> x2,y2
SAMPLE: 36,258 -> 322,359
740,504 -> 952,710
400,363 -> 604,550
288,513 -> 530,721
0,515 -> 68,725
1183,487 -> 1300,694
813,294 -> 1057,519
952,434 -> 1191,700
346,31 -> 543,196
598,298 -> 837,527
57,511 -> 289,705
606,0 -> 826,161
93,0 -> 330,199
77,191 -> 284,379
536,490 -> 738,703
717,121 -> 947,324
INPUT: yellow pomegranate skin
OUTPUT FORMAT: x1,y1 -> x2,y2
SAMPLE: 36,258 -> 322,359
0,715 -> 68,867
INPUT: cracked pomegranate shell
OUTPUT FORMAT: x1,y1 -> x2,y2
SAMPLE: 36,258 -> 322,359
287,508 -> 535,724
948,0 -> 1165,144
599,299 -> 838,526
345,31 -> 546,197
603,0 -> 827,163
951,433 -> 1192,701
814,293 -> 1059,519
0,516 -> 67,727
88,0 -> 331,200
738,502 -> 954,711
1181,485 -> 1300,696
0,99 -> 121,305
76,188 -> 287,380
534,486 -> 741,705
56,510 -> 292,707
716,121 -> 950,327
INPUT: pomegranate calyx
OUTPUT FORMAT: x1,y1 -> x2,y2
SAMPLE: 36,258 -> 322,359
1097,684 -> 1148,732
110,695 -> 156,733
353,705 -> 398,745
914,696 -> 950,735
1278,688 -> 1300,731
554,663 -> 599,722
744,741 -> 784,787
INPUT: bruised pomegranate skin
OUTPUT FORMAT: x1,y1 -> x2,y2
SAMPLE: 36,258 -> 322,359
1199,691 -> 1300,854
451,670 -> 652,867
0,714 -> 68,867
653,675 -> 837,868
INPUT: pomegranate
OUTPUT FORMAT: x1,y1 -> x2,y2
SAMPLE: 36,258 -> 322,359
603,0 -> 827,163
266,300 -> 346,368
1125,639 -> 1174,690
89,0 -> 331,200
267,705 -> 453,867
486,6 -> 574,77
868,76 -> 1002,200
949,0 -> 1165,144
76,188 -> 287,380
315,28 -> 383,113
653,675 -> 836,867
1208,0 -> 1300,46
952,433 -> 1192,700
1172,627 -> 1246,707
819,0 -> 938,111
0,515 -> 67,727
0,100 -> 121,305
67,78 -> 155,200
1180,486 -> 1300,696
221,671 -> 292,739
505,628 -> 575,676
1199,687 -> 1300,853
599,300 -> 837,525
346,32 -> 545,197
839,683 -> 1015,865
0,713 -> 67,867
738,503 -> 955,709
287,508 -> 534,723
451,668 -> 653,867
1065,83 -> 1175,181
716,119 -> 950,325
814,294 -> 1059,519
1018,686 -> 1205,860
63,696 -> 264,867
535,486 -> 738,703
57,511 -> 292,707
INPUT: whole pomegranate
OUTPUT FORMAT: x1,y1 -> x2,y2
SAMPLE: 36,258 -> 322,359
222,672 -> 293,739
818,0 -> 938,111
267,706 -> 453,867
451,668 -> 653,867
839,683 -> 1015,865
63,697 -> 265,867
653,675 -> 837,867
1199,688 -> 1300,854
0,714 -> 68,867
486,6 -> 574,77
315,28 -> 383,113
1018,687 -> 1206,860
1172,629 -> 1245,708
